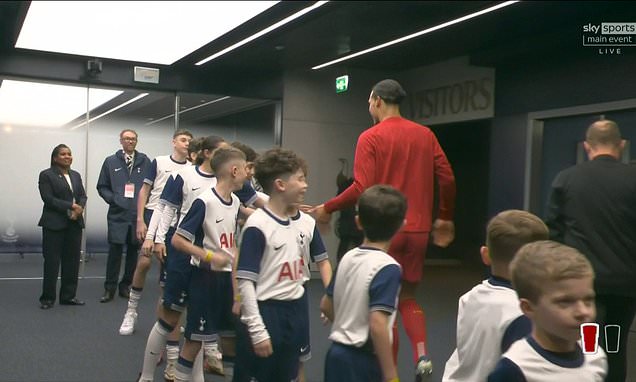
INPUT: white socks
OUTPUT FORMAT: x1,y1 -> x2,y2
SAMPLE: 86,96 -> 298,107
140,320 -> 172,380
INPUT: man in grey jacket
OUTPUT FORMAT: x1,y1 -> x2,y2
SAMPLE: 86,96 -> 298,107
97,129 -> 151,303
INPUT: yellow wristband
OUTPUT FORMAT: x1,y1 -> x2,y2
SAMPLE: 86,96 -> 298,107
205,250 -> 214,263
234,294 -> 241,302
388,378 -> 399,382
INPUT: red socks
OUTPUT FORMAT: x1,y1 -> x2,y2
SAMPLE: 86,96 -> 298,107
398,298 -> 428,363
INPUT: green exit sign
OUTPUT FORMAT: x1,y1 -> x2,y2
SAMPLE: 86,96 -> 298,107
336,75 -> 349,93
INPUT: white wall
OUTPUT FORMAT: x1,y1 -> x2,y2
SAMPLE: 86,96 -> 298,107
0,80 -> 277,254
0,125 -> 88,250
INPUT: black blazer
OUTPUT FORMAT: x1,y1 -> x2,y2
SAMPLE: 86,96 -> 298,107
38,167 -> 87,230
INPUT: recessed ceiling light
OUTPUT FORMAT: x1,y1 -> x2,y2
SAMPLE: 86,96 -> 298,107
16,1 -> 279,65
196,1 -> 328,65
0,80 -> 121,128
312,1 -> 519,70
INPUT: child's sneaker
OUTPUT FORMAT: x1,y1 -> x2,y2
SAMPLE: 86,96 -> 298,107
164,358 -> 176,382
203,347 -> 224,375
118,310 -> 137,335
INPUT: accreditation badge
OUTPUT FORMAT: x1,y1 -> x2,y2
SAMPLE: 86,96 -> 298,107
124,182 -> 135,198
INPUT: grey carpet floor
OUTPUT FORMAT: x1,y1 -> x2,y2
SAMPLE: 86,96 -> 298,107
0,253 -> 634,382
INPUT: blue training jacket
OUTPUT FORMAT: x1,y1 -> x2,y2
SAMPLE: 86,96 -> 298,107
96,149 -> 151,244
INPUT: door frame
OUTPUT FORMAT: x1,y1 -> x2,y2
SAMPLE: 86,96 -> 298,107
523,98 -> 636,214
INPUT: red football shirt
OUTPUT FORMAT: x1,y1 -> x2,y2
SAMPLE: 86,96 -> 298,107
324,116 -> 455,232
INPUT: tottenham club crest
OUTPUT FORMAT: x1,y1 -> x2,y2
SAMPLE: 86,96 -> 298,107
199,317 -> 206,332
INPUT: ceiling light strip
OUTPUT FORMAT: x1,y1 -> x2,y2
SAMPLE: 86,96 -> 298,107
196,1 -> 329,66
16,2 -> 279,65
145,96 -> 231,126
312,0 -> 519,70
71,93 -> 149,130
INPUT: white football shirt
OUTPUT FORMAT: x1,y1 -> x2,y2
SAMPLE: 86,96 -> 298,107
176,187 -> 240,272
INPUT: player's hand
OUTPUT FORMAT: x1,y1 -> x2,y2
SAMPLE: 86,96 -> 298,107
136,221 -> 147,242
141,239 -> 154,257
253,339 -> 273,358
432,219 -> 455,248
309,204 -> 331,224
153,243 -> 166,263
298,204 -> 313,213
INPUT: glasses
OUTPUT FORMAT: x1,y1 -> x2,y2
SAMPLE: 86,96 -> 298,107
121,137 -> 137,142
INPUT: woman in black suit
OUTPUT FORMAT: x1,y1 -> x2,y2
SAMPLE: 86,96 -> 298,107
38,144 -> 87,309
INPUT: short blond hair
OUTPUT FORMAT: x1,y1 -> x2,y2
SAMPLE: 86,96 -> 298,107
210,146 -> 246,174
511,240 -> 594,303
486,210 -> 548,264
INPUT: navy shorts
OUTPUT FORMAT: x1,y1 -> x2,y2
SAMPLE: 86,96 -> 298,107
324,342 -> 381,382
211,271 -> 236,336
234,296 -> 304,382
158,226 -> 175,286
162,240 -> 193,313
185,269 -> 235,342
299,285 -> 311,361
184,266 -> 214,341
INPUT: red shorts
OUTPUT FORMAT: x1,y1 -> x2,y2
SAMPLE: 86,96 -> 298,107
388,231 -> 429,283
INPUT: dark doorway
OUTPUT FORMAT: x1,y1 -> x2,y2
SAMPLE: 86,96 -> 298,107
538,109 -> 636,220
429,119 -> 491,266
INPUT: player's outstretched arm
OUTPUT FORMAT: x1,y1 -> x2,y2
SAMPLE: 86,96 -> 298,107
309,204 -> 331,225
369,311 -> 399,382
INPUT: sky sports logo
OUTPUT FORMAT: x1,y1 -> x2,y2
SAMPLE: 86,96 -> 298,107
583,23 -> 636,34
582,23 -> 636,55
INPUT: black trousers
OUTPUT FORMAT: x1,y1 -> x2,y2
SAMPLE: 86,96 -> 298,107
104,225 -> 139,292
40,224 -> 82,303
595,294 -> 636,382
